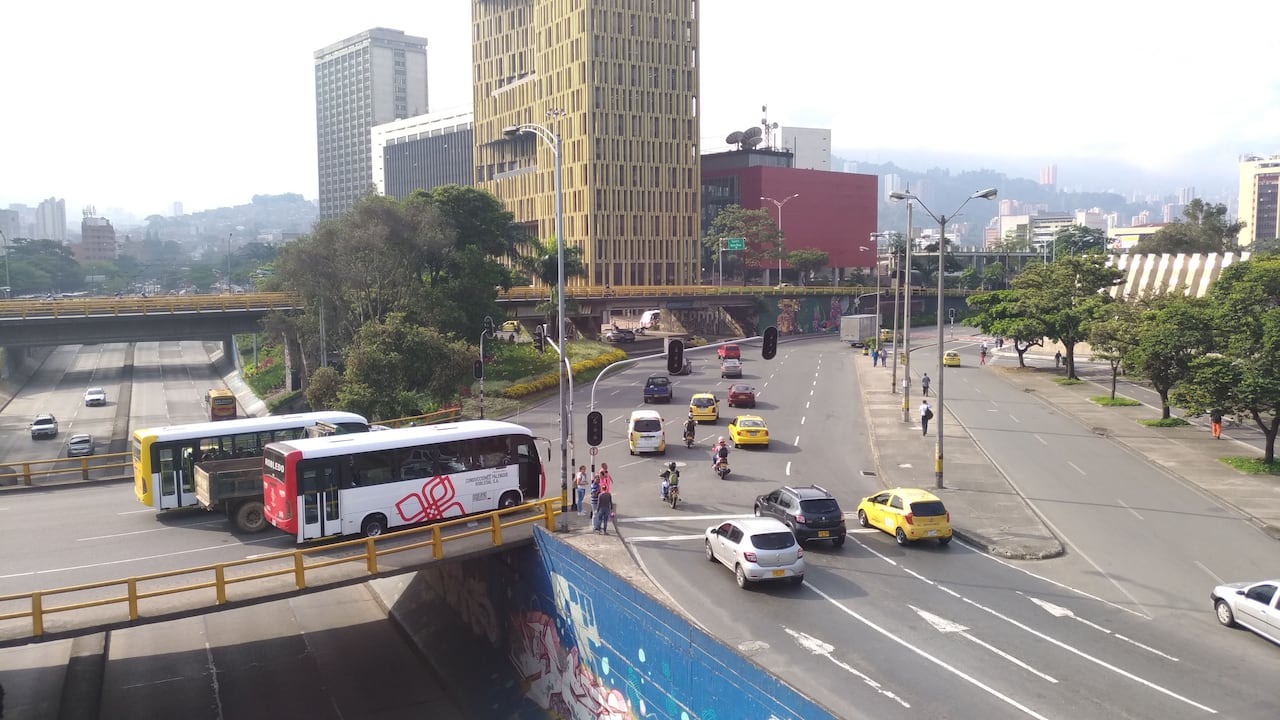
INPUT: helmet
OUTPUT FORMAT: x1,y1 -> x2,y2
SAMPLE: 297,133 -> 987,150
688,413 -> 693,419
668,462 -> 677,471
718,436 -> 725,443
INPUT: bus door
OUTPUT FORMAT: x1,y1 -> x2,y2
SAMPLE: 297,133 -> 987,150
157,443 -> 200,509
300,462 -> 341,540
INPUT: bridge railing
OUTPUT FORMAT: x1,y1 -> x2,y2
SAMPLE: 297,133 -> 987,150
0,453 -> 132,487
0,292 -> 302,319
497,284 -> 976,301
0,497 -> 561,642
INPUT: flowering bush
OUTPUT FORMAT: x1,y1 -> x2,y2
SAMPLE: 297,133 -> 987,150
502,349 -> 627,399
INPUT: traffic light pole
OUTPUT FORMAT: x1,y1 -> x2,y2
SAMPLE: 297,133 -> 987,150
478,316 -> 495,419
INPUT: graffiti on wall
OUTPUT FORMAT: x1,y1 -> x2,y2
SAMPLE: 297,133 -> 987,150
761,295 -> 853,335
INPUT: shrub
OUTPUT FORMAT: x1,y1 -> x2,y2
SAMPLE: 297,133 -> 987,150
502,349 -> 627,399
1055,378 -> 1083,385
1139,417 -> 1189,427
1089,396 -> 1140,407
1220,457 -> 1280,475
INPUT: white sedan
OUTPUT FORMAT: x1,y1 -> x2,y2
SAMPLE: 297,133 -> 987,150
704,517 -> 805,589
1212,579 -> 1280,644
84,387 -> 107,406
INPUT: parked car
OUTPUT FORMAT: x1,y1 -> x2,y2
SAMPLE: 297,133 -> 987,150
704,517 -> 805,588
727,415 -> 769,448
856,488 -> 952,546
67,433 -> 95,457
604,327 -> 636,343
720,358 -> 743,378
727,384 -> 756,408
1212,579 -> 1280,644
754,485 -> 846,547
30,414 -> 59,439
83,387 -> 107,406
689,393 -> 719,423
643,375 -> 673,403
717,343 -> 742,360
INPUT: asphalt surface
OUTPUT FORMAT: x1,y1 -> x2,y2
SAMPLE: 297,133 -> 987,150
857,333 -> 1280,559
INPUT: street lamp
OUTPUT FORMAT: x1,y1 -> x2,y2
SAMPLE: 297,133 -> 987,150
761,194 -> 799,285
890,188 -> 998,488
227,232 -> 233,293
504,115 -> 568,516
898,200 -> 915,422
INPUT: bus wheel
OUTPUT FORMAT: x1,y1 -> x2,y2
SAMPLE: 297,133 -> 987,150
361,514 -> 388,538
498,491 -> 521,509
232,500 -> 267,533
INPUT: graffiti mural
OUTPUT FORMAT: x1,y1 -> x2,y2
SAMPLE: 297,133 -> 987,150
759,295 -> 855,336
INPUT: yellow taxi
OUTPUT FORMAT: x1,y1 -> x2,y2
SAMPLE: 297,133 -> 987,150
855,488 -> 952,546
727,415 -> 769,448
689,392 -> 719,423
943,350 -> 961,367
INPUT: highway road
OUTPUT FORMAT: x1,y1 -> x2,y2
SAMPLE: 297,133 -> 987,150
5,336 -> 1280,718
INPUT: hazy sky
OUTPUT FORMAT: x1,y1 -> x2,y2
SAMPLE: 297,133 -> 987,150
4,1 -> 1278,218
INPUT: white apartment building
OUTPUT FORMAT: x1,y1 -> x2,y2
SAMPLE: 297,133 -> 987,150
1237,154 -> 1280,248
371,108 -> 474,197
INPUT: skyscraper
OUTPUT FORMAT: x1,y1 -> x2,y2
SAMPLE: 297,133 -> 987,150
1237,155 -> 1280,248
35,197 -> 66,241
314,28 -> 429,220
473,0 -> 701,287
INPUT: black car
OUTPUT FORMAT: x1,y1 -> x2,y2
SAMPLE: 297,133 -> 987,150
604,327 -> 636,343
754,485 -> 847,547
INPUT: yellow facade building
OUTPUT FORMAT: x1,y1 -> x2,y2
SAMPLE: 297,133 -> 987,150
472,0 -> 700,288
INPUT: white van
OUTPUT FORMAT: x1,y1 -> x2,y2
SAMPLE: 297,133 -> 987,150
627,409 -> 667,455
639,309 -> 661,329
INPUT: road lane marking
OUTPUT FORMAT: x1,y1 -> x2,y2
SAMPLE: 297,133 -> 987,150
847,536 -> 1213,713
911,606 -> 1057,683
806,401 -> 810,409
793,435 -> 800,446
785,461 -> 792,477
620,513 -> 754,523
1116,499 -> 1143,520
1033,434 -> 1047,445
1193,560 -> 1224,584
805,583 -> 1053,719
1,537 -> 285,579
1009,414 -> 1020,423
1067,462 -> 1086,476
626,534 -> 705,543
1025,595 -> 1177,661
784,627 -> 910,709
800,416 -> 806,425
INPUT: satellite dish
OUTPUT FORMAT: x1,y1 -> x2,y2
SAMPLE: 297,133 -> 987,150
725,131 -> 743,145
743,136 -> 762,149
742,126 -> 762,141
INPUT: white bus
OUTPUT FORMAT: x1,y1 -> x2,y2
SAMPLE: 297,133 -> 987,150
262,420 -> 546,542
133,411 -> 370,510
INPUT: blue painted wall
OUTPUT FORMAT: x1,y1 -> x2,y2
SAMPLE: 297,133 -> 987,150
390,529 -> 838,719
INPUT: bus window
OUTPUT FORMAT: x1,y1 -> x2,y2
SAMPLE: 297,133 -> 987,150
351,450 -> 396,486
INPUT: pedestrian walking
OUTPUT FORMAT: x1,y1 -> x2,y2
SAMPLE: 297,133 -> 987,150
1211,409 -> 1224,439
594,489 -> 614,534
589,473 -> 601,520
597,463 -> 613,493
921,373 -> 931,396
1055,350 -> 1063,369
979,347 -> 987,365
920,400 -> 933,436
871,347 -> 879,366
574,465 -> 589,514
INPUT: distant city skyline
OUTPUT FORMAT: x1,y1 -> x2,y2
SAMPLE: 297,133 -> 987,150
3,1 -> 1278,218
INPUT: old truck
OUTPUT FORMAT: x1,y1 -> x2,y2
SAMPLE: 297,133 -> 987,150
839,314 -> 878,347
194,457 -> 269,533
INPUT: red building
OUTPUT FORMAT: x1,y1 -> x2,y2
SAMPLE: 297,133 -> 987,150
701,149 -> 877,283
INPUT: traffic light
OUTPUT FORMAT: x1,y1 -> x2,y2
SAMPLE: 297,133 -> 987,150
473,359 -> 484,379
762,326 -> 778,360
666,339 -> 685,374
586,411 -> 604,446
534,324 -> 546,353
483,316 -> 495,337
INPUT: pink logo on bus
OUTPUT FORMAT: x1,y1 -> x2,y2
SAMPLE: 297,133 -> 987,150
395,475 -> 464,523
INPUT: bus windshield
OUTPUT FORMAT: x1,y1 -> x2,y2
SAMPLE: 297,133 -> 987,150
205,388 -> 238,421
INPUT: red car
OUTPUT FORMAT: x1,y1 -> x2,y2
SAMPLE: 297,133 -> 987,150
727,384 -> 756,408
717,343 -> 741,360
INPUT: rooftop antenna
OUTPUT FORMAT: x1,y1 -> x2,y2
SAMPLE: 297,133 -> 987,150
760,104 -> 779,150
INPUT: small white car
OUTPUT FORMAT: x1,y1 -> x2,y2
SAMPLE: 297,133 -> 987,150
1212,579 -> 1280,644
704,517 -> 805,589
30,414 -> 59,439
84,387 -> 107,406
67,433 -> 95,457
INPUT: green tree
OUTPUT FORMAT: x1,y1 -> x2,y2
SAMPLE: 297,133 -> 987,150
957,266 -> 981,290
9,239 -> 81,292
1051,224 -> 1108,258
336,313 -> 473,421
1125,294 -> 1213,418
303,365 -> 342,411
966,289 -> 1048,367
1170,256 -> 1280,461
1088,300 -> 1145,400
1134,199 -> 1244,254
702,205 -> 781,284
1009,254 -> 1124,378
786,249 -> 829,285
980,261 -> 1006,290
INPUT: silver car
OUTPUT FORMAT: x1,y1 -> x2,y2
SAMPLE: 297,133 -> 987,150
720,358 -> 743,379
704,517 -> 805,589
67,433 -> 95,457
1212,579 -> 1280,644
84,387 -> 107,406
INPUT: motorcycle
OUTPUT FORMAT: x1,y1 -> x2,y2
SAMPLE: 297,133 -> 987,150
713,457 -> 730,480
683,428 -> 696,448
659,472 -> 681,509
635,326 -> 646,335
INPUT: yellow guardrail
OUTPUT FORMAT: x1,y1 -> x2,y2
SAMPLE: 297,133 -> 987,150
0,292 -> 303,320
0,497 -> 561,640
0,452 -> 131,486
377,405 -> 463,428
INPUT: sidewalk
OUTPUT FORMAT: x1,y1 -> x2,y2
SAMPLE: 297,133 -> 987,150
855,341 -> 1280,562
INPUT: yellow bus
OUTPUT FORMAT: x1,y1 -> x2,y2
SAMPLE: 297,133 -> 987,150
205,388 -> 238,421
133,411 -> 369,511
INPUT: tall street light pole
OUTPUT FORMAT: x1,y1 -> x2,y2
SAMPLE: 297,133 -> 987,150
889,232 -> 901,393
0,229 -> 11,297
890,188 -> 998,488
761,194 -> 799,285
505,114 -> 568,517
226,232 -> 233,293
899,200 -> 914,422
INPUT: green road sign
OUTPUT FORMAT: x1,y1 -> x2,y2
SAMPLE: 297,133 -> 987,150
724,237 -> 745,250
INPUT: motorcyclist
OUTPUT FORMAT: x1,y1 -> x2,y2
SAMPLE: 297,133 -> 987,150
683,414 -> 697,443
711,436 -> 730,470
659,462 -> 680,501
